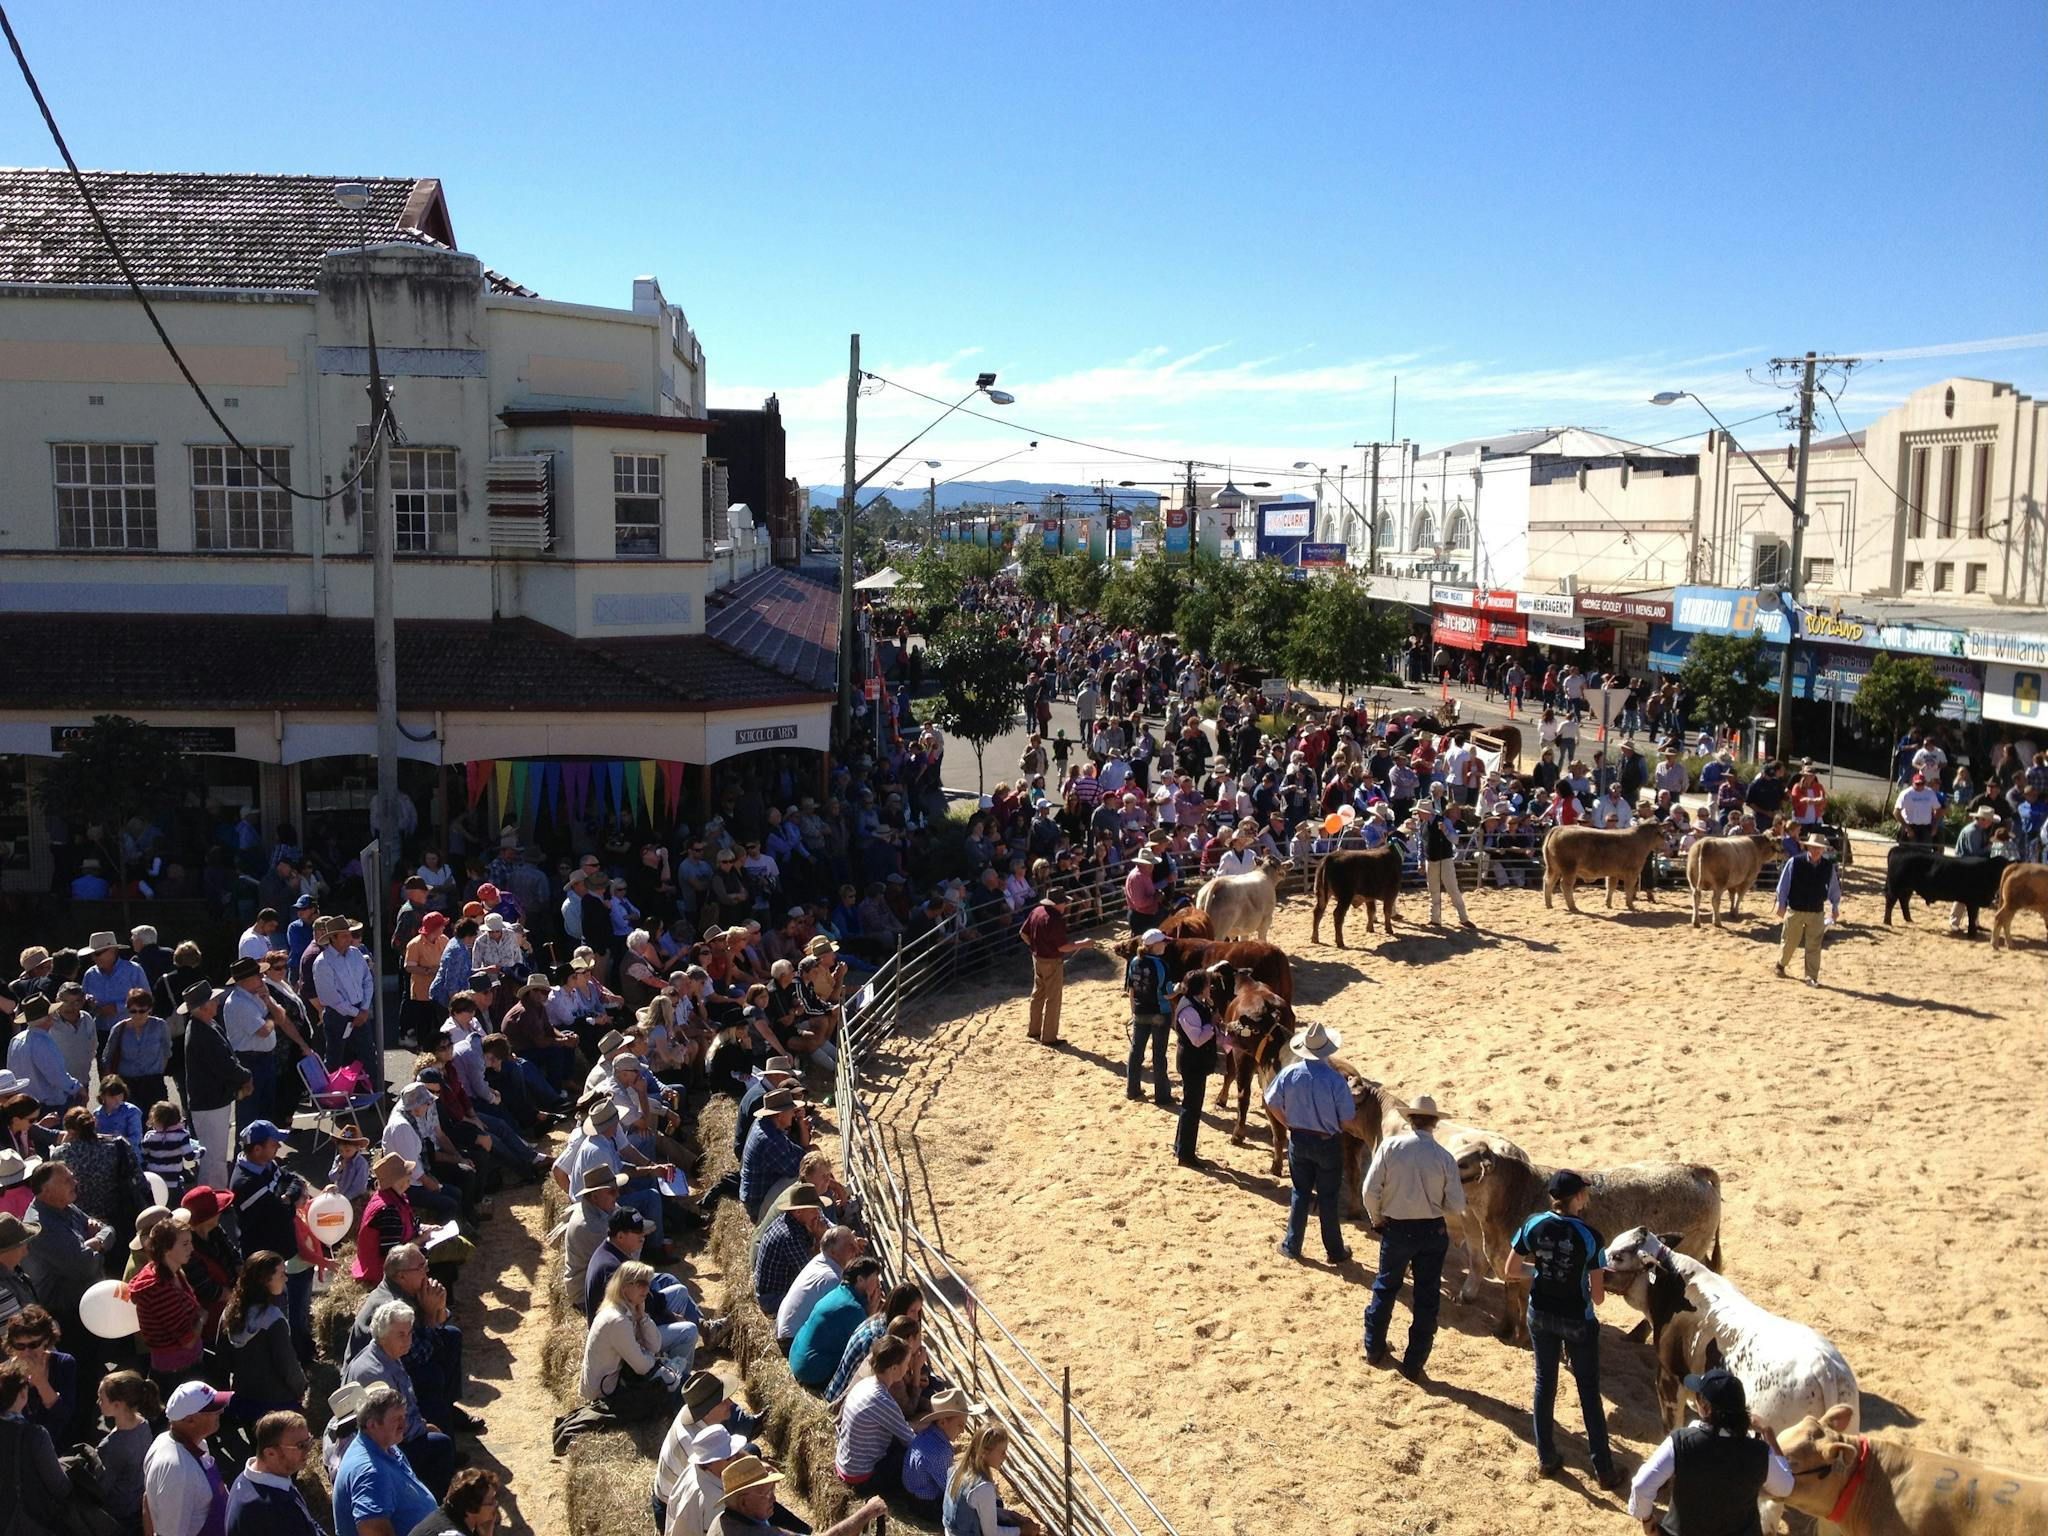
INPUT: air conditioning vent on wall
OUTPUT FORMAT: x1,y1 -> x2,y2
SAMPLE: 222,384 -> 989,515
486,453 -> 554,551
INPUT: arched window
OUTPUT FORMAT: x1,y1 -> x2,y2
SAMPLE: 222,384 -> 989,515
1375,511 -> 1396,549
1445,508 -> 1471,547
1412,509 -> 1438,549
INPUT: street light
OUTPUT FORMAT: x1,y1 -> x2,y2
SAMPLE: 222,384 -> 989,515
837,356 -> 1013,730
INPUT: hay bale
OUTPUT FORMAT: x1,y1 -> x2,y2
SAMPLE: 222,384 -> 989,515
541,1309 -> 587,1402
311,1268 -> 368,1366
541,1172 -> 568,1232
303,1360 -> 341,1435
564,1425 -> 665,1536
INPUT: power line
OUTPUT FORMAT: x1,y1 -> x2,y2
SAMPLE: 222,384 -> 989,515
1,2 -> 387,502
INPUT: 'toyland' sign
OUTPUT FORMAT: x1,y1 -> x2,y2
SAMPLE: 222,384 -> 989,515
1671,586 -> 1793,643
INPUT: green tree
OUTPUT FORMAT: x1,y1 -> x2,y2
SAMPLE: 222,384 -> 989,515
40,714 -> 185,906
1679,632 -> 1776,735
1099,552 -> 1183,636
1198,561 -> 1303,673
1285,569 -> 1410,694
1854,652 -> 1951,745
926,613 -> 1025,792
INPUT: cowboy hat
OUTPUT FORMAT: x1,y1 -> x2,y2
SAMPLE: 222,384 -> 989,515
0,1151 -> 39,1189
585,1101 -> 622,1133
1800,833 -> 1834,850
754,1088 -> 799,1118
915,1385 -> 987,1426
717,1453 -> 783,1504
130,1204 -> 190,1252
371,1151 -> 417,1185
1972,805 -> 2001,821
690,1423 -> 751,1465
85,931 -> 118,954
1290,1021 -> 1342,1058
575,1164 -> 630,1197
1402,1093 -> 1446,1118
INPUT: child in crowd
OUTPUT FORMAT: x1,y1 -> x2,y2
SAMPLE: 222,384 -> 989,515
141,1099 -> 202,1199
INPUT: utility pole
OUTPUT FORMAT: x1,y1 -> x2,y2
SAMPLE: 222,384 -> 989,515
1772,349 -> 1820,759
1352,439 -> 1408,574
927,474 -> 937,547
837,333 -> 860,737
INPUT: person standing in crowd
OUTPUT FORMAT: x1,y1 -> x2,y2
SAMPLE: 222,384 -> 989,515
1418,805 -> 1477,930
1018,891 -> 1082,1048
178,981 -> 248,1192
223,1409 -> 327,1536
1121,929 -> 1173,1107
1361,1091 -> 1463,1382
104,989 -> 171,1122
1169,970 -> 1219,1170
1627,1362 -> 1794,1534
144,1380 -> 234,1536
1774,833 -> 1841,987
1507,1169 -> 1619,1488
311,916 -> 379,1090
222,957 -> 305,1142
7,995 -> 80,1114
1267,1021 -> 1353,1265
1893,771 -> 1943,845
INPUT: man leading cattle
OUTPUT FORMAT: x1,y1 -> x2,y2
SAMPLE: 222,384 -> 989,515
1267,1021 -> 1352,1267
1506,1169 -> 1620,1490
1361,1091 -> 1464,1382
1773,833 -> 1842,987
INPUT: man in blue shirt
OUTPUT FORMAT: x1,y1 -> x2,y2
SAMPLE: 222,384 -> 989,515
1266,1021 -> 1354,1265
79,931 -> 149,1025
6,995 -> 80,1111
739,1089 -> 807,1220
311,920 -> 378,1087
1507,1169 -> 1618,1488
428,920 -> 476,1008
333,1383 -> 438,1536
283,896 -> 321,969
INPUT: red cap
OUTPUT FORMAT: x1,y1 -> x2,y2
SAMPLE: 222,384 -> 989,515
477,883 -> 500,905
421,911 -> 449,936
1911,772 -> 1926,784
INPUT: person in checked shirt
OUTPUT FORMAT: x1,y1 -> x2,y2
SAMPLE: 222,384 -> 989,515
1266,1021 -> 1354,1265
1360,1091 -> 1465,1382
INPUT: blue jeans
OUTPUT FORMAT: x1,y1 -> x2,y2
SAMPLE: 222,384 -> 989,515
235,1051 -> 278,1140
286,1265 -> 315,1362
1362,1217 -> 1449,1371
402,1428 -> 456,1501
1283,1132 -> 1346,1260
622,1179 -> 665,1244
1530,1309 -> 1612,1475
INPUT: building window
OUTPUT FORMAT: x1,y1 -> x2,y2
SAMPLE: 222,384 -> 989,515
1412,509 -> 1437,548
614,453 -> 663,557
363,448 -> 459,554
1904,560 -> 1925,590
1933,561 -> 1954,592
1803,556 -> 1835,587
1908,447 -> 1928,538
1970,442 -> 1992,537
1753,538 -> 1788,587
1444,509 -> 1471,547
53,443 -> 157,549
1938,445 -> 1959,537
191,446 -> 292,552
1965,561 -> 1987,594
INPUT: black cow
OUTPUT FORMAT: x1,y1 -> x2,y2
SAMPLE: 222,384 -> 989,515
1310,847 -> 1403,946
1883,847 -> 2010,936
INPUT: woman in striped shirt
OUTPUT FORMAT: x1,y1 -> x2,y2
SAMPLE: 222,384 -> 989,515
834,1336 -> 917,1497
127,1217 -> 203,1392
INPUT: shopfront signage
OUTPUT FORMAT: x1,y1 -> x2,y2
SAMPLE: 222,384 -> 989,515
734,724 -> 800,746
49,725 -> 238,754
1671,585 -> 1792,643
1431,585 -> 1519,613
1966,628 -> 2048,667
1575,592 -> 1673,622
1800,610 -> 1866,643
1432,609 -> 1481,651
1514,591 -> 1577,618
1300,542 -> 1348,567
1527,615 -> 1586,649
1983,664 -> 2046,727
1260,500 -> 1314,538
1431,583 -> 1475,609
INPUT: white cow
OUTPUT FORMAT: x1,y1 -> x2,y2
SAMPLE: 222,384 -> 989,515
1194,858 -> 1285,940
1608,1228 -> 1859,1532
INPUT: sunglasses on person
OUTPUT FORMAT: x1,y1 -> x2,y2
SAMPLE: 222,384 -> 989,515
128,1003 -> 151,1013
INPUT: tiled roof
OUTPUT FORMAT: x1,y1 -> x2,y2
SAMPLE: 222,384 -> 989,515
703,564 -> 841,693
0,169 -> 533,293
0,614 -> 819,712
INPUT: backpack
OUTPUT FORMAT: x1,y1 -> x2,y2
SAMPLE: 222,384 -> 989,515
1126,954 -> 1166,1016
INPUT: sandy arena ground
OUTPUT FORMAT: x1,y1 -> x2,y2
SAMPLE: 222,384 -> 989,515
863,863 -> 2048,1536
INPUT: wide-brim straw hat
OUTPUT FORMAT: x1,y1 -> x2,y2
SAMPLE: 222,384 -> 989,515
1403,1093 -> 1445,1118
717,1453 -> 784,1503
1291,1022 -> 1342,1058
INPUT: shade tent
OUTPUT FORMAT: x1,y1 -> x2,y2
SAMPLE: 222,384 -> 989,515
853,567 -> 906,590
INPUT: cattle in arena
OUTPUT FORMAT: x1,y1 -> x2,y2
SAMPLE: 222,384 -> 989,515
1454,1146 -> 1722,1344
1310,847 -> 1403,946
1882,847 -> 2010,936
1990,861 -> 2048,951
1541,821 -> 1668,913
1107,935 -> 1294,1006
1686,834 -> 1778,927
1195,858 -> 1286,940
1213,987 -> 1377,1216
1157,906 -> 1214,939
1607,1227 -> 1859,1534
1777,1406 -> 2047,1535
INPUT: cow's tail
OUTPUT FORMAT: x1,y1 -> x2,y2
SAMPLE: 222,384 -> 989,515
1692,1163 -> 1725,1271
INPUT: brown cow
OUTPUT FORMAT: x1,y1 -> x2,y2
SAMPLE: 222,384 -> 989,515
1990,860 -> 2048,950
1107,935 -> 1293,1005
1686,833 -> 1777,927
1217,988 -> 1380,1217
1157,906 -> 1214,939
1310,846 -> 1403,946
1778,1406 -> 2048,1536
1541,821 -> 1668,912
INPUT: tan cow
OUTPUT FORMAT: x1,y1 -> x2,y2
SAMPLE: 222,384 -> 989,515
1455,1146 -> 1722,1344
1541,821 -> 1668,913
1195,857 -> 1286,940
1686,833 -> 1778,927
1990,861 -> 2048,950
1779,1406 -> 2047,1535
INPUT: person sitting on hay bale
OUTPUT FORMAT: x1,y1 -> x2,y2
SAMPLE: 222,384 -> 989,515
711,1450 -> 886,1536
652,1370 -> 764,1535
578,1259 -> 681,1425
834,1335 -> 919,1499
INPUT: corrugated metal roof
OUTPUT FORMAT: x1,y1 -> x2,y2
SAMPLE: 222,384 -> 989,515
703,564 -> 841,693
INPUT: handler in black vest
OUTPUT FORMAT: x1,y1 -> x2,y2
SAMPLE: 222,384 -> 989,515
1773,832 -> 1842,987
1627,1367 -> 1794,1535
1122,929 -> 1172,1107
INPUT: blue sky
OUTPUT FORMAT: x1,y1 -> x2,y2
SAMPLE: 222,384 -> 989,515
5,1 -> 2044,498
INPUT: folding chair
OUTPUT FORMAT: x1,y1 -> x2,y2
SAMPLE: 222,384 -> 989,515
297,1053 -> 383,1152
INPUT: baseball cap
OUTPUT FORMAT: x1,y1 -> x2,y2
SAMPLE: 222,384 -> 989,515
239,1120 -> 283,1149
608,1207 -> 649,1235
1140,928 -> 1168,946
1682,1367 -> 1746,1418
1546,1169 -> 1591,1201
166,1381 -> 232,1420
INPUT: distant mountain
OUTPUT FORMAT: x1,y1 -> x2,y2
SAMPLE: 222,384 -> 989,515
808,479 -> 1163,514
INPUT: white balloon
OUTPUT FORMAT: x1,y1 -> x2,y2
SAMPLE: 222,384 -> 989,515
80,1278 -> 138,1339
144,1172 -> 169,1208
307,1189 -> 354,1244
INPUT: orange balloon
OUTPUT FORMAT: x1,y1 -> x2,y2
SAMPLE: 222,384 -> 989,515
1322,813 -> 1344,836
